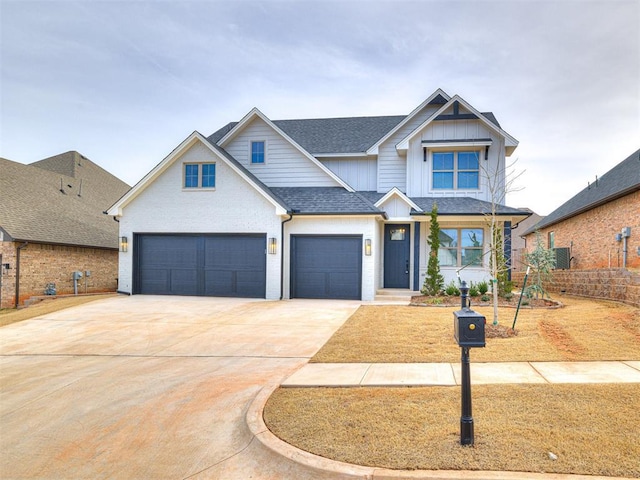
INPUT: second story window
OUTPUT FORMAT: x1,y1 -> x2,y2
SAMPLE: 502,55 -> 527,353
432,151 -> 479,190
251,141 -> 265,164
184,163 -> 216,189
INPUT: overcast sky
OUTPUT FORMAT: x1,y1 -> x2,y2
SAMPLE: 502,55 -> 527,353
1,0 -> 638,215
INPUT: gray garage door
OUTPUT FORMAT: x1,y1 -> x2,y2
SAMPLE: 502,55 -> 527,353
134,234 -> 266,298
290,235 -> 362,300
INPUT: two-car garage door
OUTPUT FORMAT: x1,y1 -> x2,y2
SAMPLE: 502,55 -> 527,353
134,234 -> 266,298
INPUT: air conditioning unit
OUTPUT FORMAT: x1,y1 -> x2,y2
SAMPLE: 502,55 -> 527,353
554,247 -> 571,270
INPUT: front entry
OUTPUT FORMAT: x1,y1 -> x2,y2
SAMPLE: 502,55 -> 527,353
384,224 -> 410,288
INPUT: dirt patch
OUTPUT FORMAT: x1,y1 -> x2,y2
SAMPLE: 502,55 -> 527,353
538,319 -> 586,360
486,323 -> 517,338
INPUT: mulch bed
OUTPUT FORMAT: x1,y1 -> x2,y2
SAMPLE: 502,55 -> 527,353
410,295 -> 561,309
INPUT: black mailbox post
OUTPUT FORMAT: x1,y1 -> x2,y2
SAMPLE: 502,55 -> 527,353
453,281 -> 486,446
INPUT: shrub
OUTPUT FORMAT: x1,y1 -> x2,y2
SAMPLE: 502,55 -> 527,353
481,294 -> 491,302
445,280 -> 460,296
468,282 -> 480,297
421,204 -> 444,296
477,280 -> 489,295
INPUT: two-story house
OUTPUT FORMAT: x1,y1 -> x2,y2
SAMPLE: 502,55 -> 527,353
107,89 -> 530,301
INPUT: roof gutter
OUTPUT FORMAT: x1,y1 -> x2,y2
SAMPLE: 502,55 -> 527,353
15,242 -> 28,308
279,212 -> 294,300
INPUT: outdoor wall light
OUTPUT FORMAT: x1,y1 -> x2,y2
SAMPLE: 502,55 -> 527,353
268,237 -> 277,254
119,236 -> 128,252
364,238 -> 372,256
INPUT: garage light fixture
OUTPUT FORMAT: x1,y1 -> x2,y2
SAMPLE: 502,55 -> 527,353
364,238 -> 372,256
119,236 -> 128,252
268,237 -> 277,254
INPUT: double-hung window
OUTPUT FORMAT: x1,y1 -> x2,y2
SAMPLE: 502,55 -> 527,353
432,151 -> 479,190
251,141 -> 265,164
184,163 -> 216,189
438,228 -> 484,267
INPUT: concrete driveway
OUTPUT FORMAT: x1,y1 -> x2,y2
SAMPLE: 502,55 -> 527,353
0,295 -> 361,479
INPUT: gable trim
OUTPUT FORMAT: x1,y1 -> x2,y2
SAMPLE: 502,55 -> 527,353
365,88 -> 452,155
395,95 -> 519,154
106,131 -> 288,217
375,187 -> 423,213
218,107 -> 354,192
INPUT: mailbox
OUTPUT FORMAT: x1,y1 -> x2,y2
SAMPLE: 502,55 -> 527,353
454,308 -> 486,348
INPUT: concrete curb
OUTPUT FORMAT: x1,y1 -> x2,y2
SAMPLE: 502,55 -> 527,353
246,383 -> 636,480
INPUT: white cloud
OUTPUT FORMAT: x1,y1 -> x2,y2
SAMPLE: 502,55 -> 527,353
1,0 -> 638,214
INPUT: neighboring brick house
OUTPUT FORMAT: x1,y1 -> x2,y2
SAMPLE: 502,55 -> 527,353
0,152 -> 130,308
510,208 -> 543,273
518,148 -> 640,306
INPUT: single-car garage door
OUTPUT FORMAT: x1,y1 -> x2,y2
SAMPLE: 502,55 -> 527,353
134,234 -> 266,298
290,235 -> 362,300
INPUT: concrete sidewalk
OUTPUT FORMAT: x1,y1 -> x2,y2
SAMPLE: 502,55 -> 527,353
282,360 -> 640,387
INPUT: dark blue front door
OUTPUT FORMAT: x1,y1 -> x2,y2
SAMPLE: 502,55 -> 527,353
384,224 -> 410,288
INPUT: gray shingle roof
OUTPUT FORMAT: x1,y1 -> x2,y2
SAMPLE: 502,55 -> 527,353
269,187 -> 383,214
273,189 -> 529,218
0,152 -> 130,248
523,148 -> 640,234
207,112 -> 501,155
410,197 -> 529,216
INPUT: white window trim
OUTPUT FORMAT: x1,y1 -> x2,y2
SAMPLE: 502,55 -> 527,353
250,139 -> 268,165
182,162 -> 217,191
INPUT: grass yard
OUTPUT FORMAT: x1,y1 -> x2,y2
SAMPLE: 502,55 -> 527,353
0,294 -> 115,328
264,384 -> 640,477
312,296 -> 640,363
265,296 -> 640,476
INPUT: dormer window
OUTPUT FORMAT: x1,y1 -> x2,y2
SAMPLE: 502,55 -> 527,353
251,141 -> 265,164
432,151 -> 479,190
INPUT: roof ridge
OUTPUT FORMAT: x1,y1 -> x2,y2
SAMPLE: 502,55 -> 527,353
273,114 -> 407,122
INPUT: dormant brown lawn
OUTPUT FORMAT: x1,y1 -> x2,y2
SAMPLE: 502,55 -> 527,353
265,296 -> 640,477
0,294 -> 115,328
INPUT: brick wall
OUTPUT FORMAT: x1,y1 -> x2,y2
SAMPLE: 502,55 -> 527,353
512,268 -> 640,307
520,191 -> 639,270
0,241 -> 118,308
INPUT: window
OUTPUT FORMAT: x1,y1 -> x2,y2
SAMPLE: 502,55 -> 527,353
548,231 -> 555,248
251,141 -> 265,164
389,228 -> 406,241
438,228 -> 484,267
183,163 -> 216,189
432,151 -> 479,190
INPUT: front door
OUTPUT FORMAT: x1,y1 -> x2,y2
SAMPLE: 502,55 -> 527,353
384,224 -> 410,288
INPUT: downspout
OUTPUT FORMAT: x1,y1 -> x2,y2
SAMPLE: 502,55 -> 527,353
15,242 -> 28,308
279,213 -> 294,300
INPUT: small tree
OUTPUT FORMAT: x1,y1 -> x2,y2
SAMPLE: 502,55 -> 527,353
481,156 -> 525,325
422,204 -> 444,296
524,231 -> 556,299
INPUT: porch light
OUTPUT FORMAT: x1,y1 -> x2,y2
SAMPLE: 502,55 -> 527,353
364,238 -> 372,256
268,237 -> 277,254
119,236 -> 128,252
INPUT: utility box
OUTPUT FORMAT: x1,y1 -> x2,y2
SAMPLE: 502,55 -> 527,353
72,271 -> 83,280
454,309 -> 486,348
